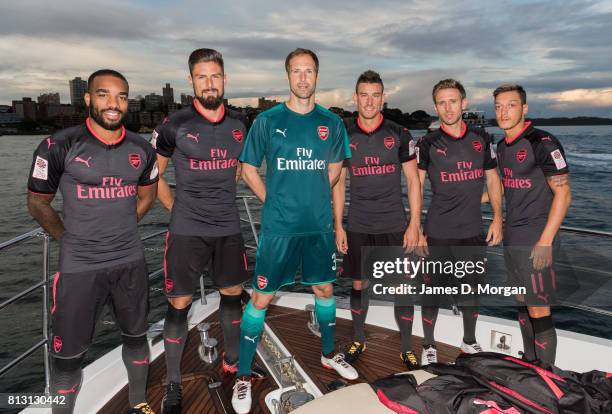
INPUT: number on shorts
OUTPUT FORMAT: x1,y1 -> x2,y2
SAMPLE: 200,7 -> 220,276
331,252 -> 337,271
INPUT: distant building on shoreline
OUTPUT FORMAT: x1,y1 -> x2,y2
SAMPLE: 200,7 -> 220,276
69,77 -> 87,108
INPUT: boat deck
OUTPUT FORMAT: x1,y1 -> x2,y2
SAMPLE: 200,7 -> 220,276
99,304 -> 461,413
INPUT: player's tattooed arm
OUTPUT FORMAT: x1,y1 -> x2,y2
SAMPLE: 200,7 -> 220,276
547,174 -> 570,188
541,173 -> 571,241
27,192 -> 65,240
533,173 -> 571,268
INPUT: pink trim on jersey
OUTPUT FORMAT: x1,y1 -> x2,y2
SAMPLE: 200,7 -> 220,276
505,121 -> 532,145
193,99 -> 225,123
51,272 -> 60,314
440,120 -> 467,139
86,117 -> 126,145
243,253 -> 247,271
357,114 -> 384,134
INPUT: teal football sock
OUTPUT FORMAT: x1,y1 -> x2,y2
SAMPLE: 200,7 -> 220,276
315,295 -> 336,357
237,301 -> 267,377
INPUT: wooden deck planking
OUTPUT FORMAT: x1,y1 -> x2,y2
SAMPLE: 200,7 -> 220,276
98,310 -> 275,414
99,304 -> 462,413
265,305 -> 462,390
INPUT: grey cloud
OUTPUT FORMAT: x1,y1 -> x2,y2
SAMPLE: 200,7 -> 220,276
474,73 -> 612,94
0,0 -> 160,40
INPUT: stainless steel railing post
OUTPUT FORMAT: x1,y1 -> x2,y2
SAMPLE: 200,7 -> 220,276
42,233 -> 51,393
243,197 -> 259,246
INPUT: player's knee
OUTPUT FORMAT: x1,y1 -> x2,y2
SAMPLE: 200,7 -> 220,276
352,280 -> 369,290
168,295 -> 193,309
219,284 -> 243,296
528,306 -> 551,319
251,291 -> 274,310
121,333 -> 148,349
51,354 -> 84,372
312,283 -> 333,298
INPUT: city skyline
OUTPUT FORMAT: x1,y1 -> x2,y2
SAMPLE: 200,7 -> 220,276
1,0 -> 612,117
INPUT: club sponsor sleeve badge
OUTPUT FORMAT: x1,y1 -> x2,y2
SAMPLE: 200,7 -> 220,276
409,139 -> 416,156
32,156 -> 48,180
550,149 -> 567,170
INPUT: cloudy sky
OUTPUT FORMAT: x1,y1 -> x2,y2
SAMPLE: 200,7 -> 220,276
1,0 -> 611,117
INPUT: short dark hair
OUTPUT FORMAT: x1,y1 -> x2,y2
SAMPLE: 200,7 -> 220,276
493,83 -> 527,105
87,69 -> 128,92
432,78 -> 466,103
188,48 -> 224,74
285,48 -> 319,73
355,70 -> 384,93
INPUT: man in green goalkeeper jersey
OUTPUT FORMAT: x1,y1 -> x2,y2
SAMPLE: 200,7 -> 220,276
231,48 -> 357,414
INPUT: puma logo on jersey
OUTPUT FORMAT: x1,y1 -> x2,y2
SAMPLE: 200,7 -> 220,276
436,147 -> 448,157
275,128 -> 287,137
46,137 -> 55,149
349,143 -> 358,151
74,156 -> 92,167
186,132 -> 200,143
244,335 -> 258,343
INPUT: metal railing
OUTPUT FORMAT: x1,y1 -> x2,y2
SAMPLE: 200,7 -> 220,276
0,229 -> 51,392
0,195 -> 262,389
1,195 -> 611,392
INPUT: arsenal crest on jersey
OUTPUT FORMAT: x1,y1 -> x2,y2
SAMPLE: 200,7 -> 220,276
384,136 -> 395,150
257,275 -> 268,289
472,140 -> 483,152
516,149 -> 528,163
317,126 -> 329,140
129,153 -> 142,169
232,129 -> 244,143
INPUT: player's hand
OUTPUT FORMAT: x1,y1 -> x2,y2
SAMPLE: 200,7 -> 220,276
530,241 -> 553,270
415,233 -> 429,257
486,217 -> 503,246
403,224 -> 420,253
335,227 -> 348,254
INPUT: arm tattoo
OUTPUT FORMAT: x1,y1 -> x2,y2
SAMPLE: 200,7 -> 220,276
548,174 -> 569,187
